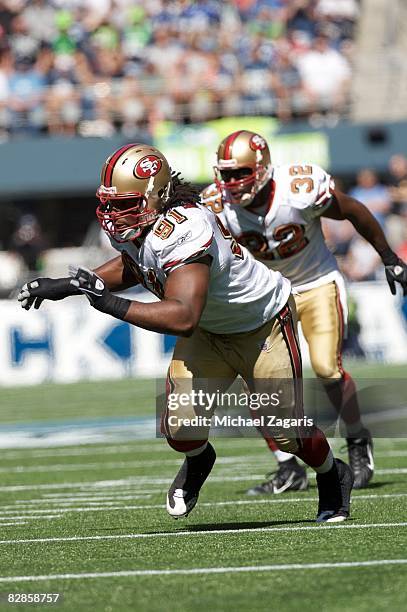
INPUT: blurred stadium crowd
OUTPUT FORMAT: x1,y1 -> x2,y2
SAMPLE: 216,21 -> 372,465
0,0 -> 358,137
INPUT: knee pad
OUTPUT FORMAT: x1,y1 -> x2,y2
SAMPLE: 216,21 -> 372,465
166,438 -> 208,453
314,360 -> 342,380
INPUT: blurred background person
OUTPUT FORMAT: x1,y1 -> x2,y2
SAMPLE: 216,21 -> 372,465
11,213 -> 45,273
349,169 -> 391,228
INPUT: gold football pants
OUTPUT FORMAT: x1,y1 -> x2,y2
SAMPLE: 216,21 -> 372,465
294,281 -> 345,380
162,296 -> 304,454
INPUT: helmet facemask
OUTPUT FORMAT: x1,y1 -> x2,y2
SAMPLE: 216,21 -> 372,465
96,188 -> 161,242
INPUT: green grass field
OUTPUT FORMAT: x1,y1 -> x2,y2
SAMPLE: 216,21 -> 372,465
0,363 -> 406,611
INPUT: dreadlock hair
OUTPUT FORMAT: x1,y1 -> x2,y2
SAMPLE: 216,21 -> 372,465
165,171 -> 201,209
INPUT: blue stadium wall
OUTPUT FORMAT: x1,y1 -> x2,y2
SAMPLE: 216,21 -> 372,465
0,121 -> 406,199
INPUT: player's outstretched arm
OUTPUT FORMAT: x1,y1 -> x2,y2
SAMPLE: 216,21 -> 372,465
17,255 -> 136,311
323,190 -> 407,296
70,258 -> 210,336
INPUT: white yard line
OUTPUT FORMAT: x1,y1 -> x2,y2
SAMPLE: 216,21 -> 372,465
1,492 -> 406,517
0,467 -> 406,489
0,522 -> 406,546
0,460 -> 182,474
13,495 -> 153,505
42,490 -> 160,497
0,453 -> 394,474
0,516 -> 62,523
2,437 -> 265,459
0,506 -> 148,516
374,450 -> 407,457
1,449 -> 406,471
1,437 -> 405,460
0,444 -> 166,460
0,479 -> 144,492
0,455 -> 273,474
0,467 -> 406,494
373,468 -> 407,474
1,558 -> 406,582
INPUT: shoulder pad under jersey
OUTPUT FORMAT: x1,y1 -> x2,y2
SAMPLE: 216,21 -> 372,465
151,204 -> 214,274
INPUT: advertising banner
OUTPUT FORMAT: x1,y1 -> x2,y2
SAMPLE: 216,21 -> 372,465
153,117 -> 330,183
1,283 -> 406,387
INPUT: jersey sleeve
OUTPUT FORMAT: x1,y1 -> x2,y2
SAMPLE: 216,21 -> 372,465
154,205 -> 214,274
286,163 -> 335,221
200,182 -> 231,229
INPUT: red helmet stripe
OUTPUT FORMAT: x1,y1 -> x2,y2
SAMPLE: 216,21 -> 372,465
103,143 -> 138,187
223,130 -> 244,160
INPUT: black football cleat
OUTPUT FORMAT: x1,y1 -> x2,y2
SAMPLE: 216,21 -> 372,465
166,443 -> 216,519
346,429 -> 374,489
246,457 -> 309,495
316,458 -> 354,523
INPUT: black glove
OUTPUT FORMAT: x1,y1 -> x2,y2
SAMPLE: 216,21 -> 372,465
379,248 -> 407,296
17,277 -> 80,311
385,260 -> 407,296
69,266 -> 131,320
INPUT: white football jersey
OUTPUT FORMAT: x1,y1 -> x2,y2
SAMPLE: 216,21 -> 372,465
109,203 -> 291,334
201,164 -> 339,290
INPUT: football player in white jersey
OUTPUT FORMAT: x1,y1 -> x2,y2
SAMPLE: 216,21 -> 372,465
18,143 -> 354,522
201,130 -> 407,492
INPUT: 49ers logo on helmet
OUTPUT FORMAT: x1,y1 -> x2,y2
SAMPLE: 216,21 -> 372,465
249,134 -> 266,151
134,155 -> 162,179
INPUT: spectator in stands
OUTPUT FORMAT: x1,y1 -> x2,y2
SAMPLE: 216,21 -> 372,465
287,0 -> 317,36
315,0 -> 359,41
296,32 -> 351,116
388,154 -> 407,211
322,215 -> 356,257
22,0 -> 57,45
273,47 -> 305,120
341,237 -> 381,282
239,42 -> 277,115
8,14 -> 41,62
349,169 -> 391,227
385,155 -> 407,253
231,0 -> 258,20
246,3 -> 288,40
120,6 -> 152,61
45,51 -> 85,136
7,52 -> 46,135
0,49 -> 10,134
